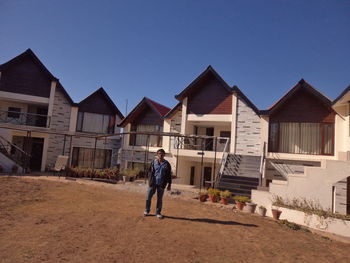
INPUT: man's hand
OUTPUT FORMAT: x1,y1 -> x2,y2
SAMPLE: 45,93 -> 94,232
167,185 -> 171,191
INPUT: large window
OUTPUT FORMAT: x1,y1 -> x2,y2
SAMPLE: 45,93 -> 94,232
269,122 -> 334,155
129,124 -> 162,147
76,112 -> 115,134
71,147 -> 112,169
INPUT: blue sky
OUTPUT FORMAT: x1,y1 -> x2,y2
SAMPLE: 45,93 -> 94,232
0,0 -> 349,114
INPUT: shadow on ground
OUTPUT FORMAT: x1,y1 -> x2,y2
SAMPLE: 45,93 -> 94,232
163,215 -> 258,227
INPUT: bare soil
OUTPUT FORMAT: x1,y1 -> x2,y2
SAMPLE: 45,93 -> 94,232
0,176 -> 349,263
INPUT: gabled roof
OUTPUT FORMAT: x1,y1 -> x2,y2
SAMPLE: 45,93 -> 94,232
0,48 -> 74,104
232,85 -> 260,115
164,102 -> 182,119
77,87 -> 124,119
264,79 -> 332,115
118,97 -> 170,127
175,65 -> 232,101
0,48 -> 58,81
333,85 -> 350,106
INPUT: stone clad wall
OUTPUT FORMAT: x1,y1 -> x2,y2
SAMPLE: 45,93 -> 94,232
46,89 -> 72,167
235,97 -> 261,156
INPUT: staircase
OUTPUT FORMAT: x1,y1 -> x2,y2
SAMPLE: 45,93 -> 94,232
0,135 -> 29,173
216,154 -> 261,197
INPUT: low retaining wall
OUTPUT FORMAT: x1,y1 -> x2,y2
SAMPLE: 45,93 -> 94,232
251,190 -> 350,239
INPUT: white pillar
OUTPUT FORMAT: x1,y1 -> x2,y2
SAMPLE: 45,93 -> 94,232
230,93 -> 238,153
47,81 -> 57,127
181,97 -> 187,135
69,106 -> 78,132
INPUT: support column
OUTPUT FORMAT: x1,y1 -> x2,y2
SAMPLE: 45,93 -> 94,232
181,97 -> 188,135
230,93 -> 238,153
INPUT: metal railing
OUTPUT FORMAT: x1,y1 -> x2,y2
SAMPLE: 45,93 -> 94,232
259,142 -> 266,186
0,135 -> 30,169
214,138 -> 230,188
173,135 -> 229,152
0,110 -> 50,128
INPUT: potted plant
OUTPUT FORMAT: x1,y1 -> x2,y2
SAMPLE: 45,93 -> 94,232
12,165 -> 18,174
245,202 -> 257,213
207,188 -> 220,203
199,191 -> 208,202
272,208 -> 282,220
257,205 -> 267,217
233,195 -> 250,210
220,190 -> 232,205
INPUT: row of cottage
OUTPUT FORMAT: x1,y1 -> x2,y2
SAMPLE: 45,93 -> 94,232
0,49 -> 349,215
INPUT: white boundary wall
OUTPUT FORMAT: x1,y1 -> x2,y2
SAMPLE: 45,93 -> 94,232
252,190 -> 350,239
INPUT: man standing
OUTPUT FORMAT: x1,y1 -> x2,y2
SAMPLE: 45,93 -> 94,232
144,148 -> 172,219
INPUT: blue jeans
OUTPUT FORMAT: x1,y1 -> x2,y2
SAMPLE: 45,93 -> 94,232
145,185 -> 165,215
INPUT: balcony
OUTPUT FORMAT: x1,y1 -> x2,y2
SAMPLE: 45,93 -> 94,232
0,110 -> 50,128
173,136 -> 230,159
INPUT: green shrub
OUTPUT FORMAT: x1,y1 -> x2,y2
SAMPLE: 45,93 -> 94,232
207,188 -> 220,196
233,195 -> 250,203
220,190 -> 232,198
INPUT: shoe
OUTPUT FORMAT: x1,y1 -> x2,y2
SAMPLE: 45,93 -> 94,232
156,214 -> 163,219
143,211 -> 150,217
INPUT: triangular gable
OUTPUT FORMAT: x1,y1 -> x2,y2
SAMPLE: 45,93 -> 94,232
164,102 -> 182,119
118,97 -> 170,127
267,79 -> 332,115
175,65 -> 232,101
0,48 -> 74,104
333,85 -> 350,106
77,87 -> 124,119
0,48 -> 57,81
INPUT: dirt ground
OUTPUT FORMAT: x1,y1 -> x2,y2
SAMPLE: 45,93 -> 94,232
0,177 -> 349,263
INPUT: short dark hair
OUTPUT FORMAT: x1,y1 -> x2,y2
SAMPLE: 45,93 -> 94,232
157,149 -> 165,154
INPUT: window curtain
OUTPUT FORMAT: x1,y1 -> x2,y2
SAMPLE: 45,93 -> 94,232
270,122 -> 334,155
131,125 -> 162,147
72,147 -> 112,168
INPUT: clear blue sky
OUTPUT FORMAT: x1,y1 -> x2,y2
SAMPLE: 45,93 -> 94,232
0,0 -> 349,114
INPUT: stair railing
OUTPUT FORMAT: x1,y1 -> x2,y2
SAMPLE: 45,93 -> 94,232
259,141 -> 266,186
0,135 -> 30,170
214,137 -> 230,188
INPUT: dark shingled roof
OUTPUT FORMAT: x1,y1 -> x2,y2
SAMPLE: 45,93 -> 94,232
118,97 -> 170,127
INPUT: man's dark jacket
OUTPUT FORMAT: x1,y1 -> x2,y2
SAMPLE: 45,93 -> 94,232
148,159 -> 172,188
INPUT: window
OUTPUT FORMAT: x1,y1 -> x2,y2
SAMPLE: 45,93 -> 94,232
76,112 -> 115,134
71,147 -> 112,169
268,122 -> 334,155
8,107 -> 21,118
129,124 -> 162,147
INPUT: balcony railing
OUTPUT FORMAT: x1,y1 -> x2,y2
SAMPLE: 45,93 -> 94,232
0,110 -> 50,128
174,136 -> 230,152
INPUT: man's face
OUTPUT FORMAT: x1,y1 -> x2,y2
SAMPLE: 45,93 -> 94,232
157,151 -> 165,161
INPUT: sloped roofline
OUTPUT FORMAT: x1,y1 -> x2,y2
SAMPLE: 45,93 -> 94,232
77,87 -> 124,119
0,48 -> 74,104
164,102 -> 182,118
333,85 -> 350,105
118,97 -> 170,127
175,65 -> 232,101
263,79 -> 332,115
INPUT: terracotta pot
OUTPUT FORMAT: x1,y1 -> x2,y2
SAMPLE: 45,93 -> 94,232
235,201 -> 245,210
220,197 -> 228,205
272,209 -> 282,220
209,194 -> 218,203
258,207 -> 267,217
245,203 -> 257,213
199,194 -> 208,202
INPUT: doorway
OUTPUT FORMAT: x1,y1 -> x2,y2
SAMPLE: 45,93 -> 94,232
203,166 -> 212,187
12,136 -> 44,171
190,166 -> 195,185
30,138 -> 44,171
205,128 -> 214,151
